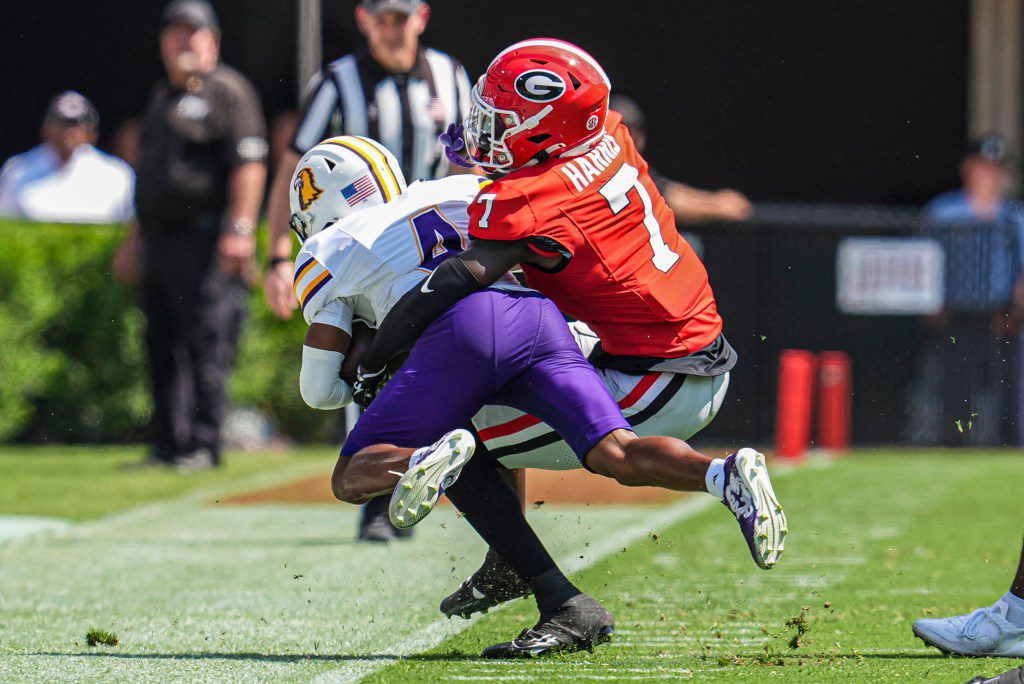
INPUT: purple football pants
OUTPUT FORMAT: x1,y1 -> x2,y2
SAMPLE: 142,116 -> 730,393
341,289 -> 629,460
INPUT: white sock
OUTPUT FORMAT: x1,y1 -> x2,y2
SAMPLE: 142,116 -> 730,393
999,591 -> 1024,628
408,447 -> 429,469
705,458 -> 726,499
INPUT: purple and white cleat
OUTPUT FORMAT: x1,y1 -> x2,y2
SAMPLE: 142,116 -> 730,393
722,448 -> 788,569
389,429 -> 475,529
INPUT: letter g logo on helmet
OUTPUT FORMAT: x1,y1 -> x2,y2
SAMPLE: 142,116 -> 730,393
514,70 -> 566,102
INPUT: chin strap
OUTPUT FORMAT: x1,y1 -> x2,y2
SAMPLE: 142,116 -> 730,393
527,142 -> 568,168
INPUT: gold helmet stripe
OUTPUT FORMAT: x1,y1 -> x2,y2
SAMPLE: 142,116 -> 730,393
322,136 -> 402,202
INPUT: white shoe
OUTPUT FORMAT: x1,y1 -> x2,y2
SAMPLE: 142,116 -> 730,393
913,601 -> 1024,657
389,429 -> 476,529
722,448 -> 788,569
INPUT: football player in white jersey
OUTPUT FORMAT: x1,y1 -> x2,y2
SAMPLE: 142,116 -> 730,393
292,136 -> 485,543
289,135 -> 783,658
291,135 -> 627,657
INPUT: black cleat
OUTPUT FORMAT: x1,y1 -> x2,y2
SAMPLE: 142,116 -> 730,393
358,498 -> 408,543
965,665 -> 1024,684
440,548 -> 532,619
357,516 -> 395,543
481,594 -> 614,659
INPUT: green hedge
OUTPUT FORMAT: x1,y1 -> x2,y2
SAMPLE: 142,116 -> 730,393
0,221 -> 336,443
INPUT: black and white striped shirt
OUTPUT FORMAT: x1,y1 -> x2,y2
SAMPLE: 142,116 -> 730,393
292,48 -> 472,182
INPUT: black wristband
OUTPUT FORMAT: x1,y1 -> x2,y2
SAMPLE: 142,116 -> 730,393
267,256 -> 290,268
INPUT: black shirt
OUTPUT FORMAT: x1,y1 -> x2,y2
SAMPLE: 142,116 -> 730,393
135,64 -> 267,232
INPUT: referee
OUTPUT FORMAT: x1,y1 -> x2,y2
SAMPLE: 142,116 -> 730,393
263,0 -> 471,541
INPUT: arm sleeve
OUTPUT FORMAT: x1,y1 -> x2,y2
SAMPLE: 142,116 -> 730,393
223,78 -> 268,168
299,345 -> 353,410
358,256 -> 483,372
292,72 -> 342,154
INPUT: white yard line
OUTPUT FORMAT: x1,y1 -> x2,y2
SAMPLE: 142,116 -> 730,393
0,515 -> 71,543
0,459 -> 331,553
0,456 -> 327,548
10,458 -> 333,545
312,494 -> 729,684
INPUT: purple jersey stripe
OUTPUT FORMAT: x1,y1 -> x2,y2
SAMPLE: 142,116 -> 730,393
294,256 -> 315,284
301,272 -> 332,310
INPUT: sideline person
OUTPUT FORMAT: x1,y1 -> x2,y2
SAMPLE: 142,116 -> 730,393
0,91 -> 134,224
113,0 -> 267,471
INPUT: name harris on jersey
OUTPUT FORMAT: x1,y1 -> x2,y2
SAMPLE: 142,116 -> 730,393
558,134 -> 623,193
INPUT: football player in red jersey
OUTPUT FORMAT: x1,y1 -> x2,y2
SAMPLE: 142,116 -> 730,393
352,39 -> 788,656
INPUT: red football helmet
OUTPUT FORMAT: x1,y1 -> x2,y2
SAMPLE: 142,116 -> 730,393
465,38 -> 611,173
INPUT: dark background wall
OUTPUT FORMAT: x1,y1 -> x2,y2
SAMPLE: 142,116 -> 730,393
0,1 -> 977,444
1,1 -> 968,205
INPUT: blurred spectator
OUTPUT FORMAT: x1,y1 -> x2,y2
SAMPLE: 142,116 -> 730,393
906,135 -> 1024,446
113,0 -> 267,471
0,91 -> 134,223
611,95 -> 751,225
111,117 -> 143,169
262,0 -> 472,542
927,136 -> 1017,221
267,110 -> 301,173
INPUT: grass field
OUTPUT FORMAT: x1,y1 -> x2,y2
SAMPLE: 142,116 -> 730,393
1,447 -> 1022,683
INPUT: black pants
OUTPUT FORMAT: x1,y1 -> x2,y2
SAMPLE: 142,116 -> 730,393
905,312 -> 1018,446
140,231 -> 247,462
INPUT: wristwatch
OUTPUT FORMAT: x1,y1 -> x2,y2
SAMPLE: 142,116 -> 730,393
229,218 -> 255,237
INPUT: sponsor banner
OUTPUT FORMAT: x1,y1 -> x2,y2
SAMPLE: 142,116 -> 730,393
836,238 -> 944,314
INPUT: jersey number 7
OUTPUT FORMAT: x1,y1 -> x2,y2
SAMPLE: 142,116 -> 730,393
599,163 -> 680,273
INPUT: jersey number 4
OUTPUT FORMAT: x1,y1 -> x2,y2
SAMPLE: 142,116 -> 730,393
599,164 -> 680,273
411,208 -> 466,271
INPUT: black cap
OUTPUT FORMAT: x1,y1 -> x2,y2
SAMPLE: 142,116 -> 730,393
609,95 -> 645,135
161,0 -> 220,33
966,134 -> 1007,164
45,91 -> 99,128
360,0 -> 423,14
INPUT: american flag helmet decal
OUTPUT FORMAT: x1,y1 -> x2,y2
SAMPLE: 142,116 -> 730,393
341,175 -> 377,206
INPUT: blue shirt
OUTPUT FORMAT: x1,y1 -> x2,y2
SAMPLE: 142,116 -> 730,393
921,190 -> 1024,310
